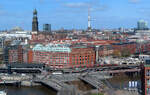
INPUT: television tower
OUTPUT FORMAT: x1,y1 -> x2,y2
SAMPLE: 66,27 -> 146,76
88,6 -> 92,32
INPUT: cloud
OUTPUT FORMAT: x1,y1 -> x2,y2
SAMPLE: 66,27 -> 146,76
139,8 -> 149,13
64,1 -> 109,12
129,0 -> 140,4
138,8 -> 150,17
0,11 -> 6,16
38,0 -> 45,4
64,2 -> 89,8
39,0 -> 44,3
91,5 -> 109,12
0,5 -> 7,16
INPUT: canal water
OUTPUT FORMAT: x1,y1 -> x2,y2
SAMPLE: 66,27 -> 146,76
0,86 -> 57,95
66,81 -> 94,91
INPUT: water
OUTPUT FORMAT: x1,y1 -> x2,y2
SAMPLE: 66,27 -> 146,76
0,86 -> 57,95
66,81 -> 94,91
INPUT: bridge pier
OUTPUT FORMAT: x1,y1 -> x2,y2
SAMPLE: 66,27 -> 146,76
125,71 -> 140,78
110,72 -> 124,77
0,81 -> 21,87
109,71 -> 141,78
15,81 -> 21,87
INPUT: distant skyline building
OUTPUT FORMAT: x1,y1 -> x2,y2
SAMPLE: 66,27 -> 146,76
137,20 -> 148,30
32,9 -> 39,32
118,27 -> 124,32
43,24 -> 51,32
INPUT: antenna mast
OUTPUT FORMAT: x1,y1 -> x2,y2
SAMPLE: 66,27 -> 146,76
88,6 -> 92,32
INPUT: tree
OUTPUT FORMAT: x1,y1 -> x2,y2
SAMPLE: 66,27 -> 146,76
112,50 -> 121,57
121,48 -> 131,57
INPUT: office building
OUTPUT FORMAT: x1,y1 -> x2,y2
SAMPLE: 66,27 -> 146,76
43,24 -> 51,32
137,20 -> 148,30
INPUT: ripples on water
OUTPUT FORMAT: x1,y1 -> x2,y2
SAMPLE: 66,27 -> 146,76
0,86 -> 57,95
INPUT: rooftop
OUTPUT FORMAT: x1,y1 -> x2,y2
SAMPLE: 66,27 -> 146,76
144,64 -> 150,67
33,43 -> 71,52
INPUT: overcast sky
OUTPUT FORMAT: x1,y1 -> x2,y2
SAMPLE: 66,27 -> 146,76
0,0 -> 149,30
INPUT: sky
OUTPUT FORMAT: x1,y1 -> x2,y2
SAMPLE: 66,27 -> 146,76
0,0 -> 150,30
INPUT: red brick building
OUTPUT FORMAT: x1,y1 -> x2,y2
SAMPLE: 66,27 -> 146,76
69,48 -> 95,68
142,63 -> 150,95
28,44 -> 95,68
98,45 -> 114,57
29,32 -> 53,45
112,42 -> 137,54
8,45 -> 23,63
9,49 -> 18,63
30,32 -> 68,45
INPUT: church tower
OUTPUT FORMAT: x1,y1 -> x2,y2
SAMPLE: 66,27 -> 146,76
32,9 -> 39,32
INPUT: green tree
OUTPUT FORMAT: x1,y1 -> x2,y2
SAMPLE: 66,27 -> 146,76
112,50 -> 121,57
121,48 -> 131,57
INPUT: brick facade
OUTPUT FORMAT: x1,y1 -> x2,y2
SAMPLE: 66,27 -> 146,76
28,47 -> 95,68
142,65 -> 150,95
8,45 -> 23,63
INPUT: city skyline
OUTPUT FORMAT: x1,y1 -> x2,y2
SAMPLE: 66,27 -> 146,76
0,0 -> 150,30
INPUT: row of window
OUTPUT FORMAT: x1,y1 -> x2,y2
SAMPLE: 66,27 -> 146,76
34,54 -> 69,58
147,88 -> 150,94
72,58 -> 91,64
146,70 -> 150,76
34,58 -> 69,64
34,59 -> 94,65
147,79 -> 150,86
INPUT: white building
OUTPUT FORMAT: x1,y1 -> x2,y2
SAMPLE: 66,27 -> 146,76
0,30 -> 32,40
128,30 -> 150,42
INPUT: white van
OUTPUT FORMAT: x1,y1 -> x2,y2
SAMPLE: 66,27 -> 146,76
52,71 -> 63,75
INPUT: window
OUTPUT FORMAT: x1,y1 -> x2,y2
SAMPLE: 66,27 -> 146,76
147,88 -> 150,94
72,56 -> 76,65
147,79 -> 150,86
147,70 -> 150,76
77,57 -> 79,64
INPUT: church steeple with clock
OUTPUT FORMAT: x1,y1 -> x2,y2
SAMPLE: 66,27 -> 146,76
32,9 -> 39,32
